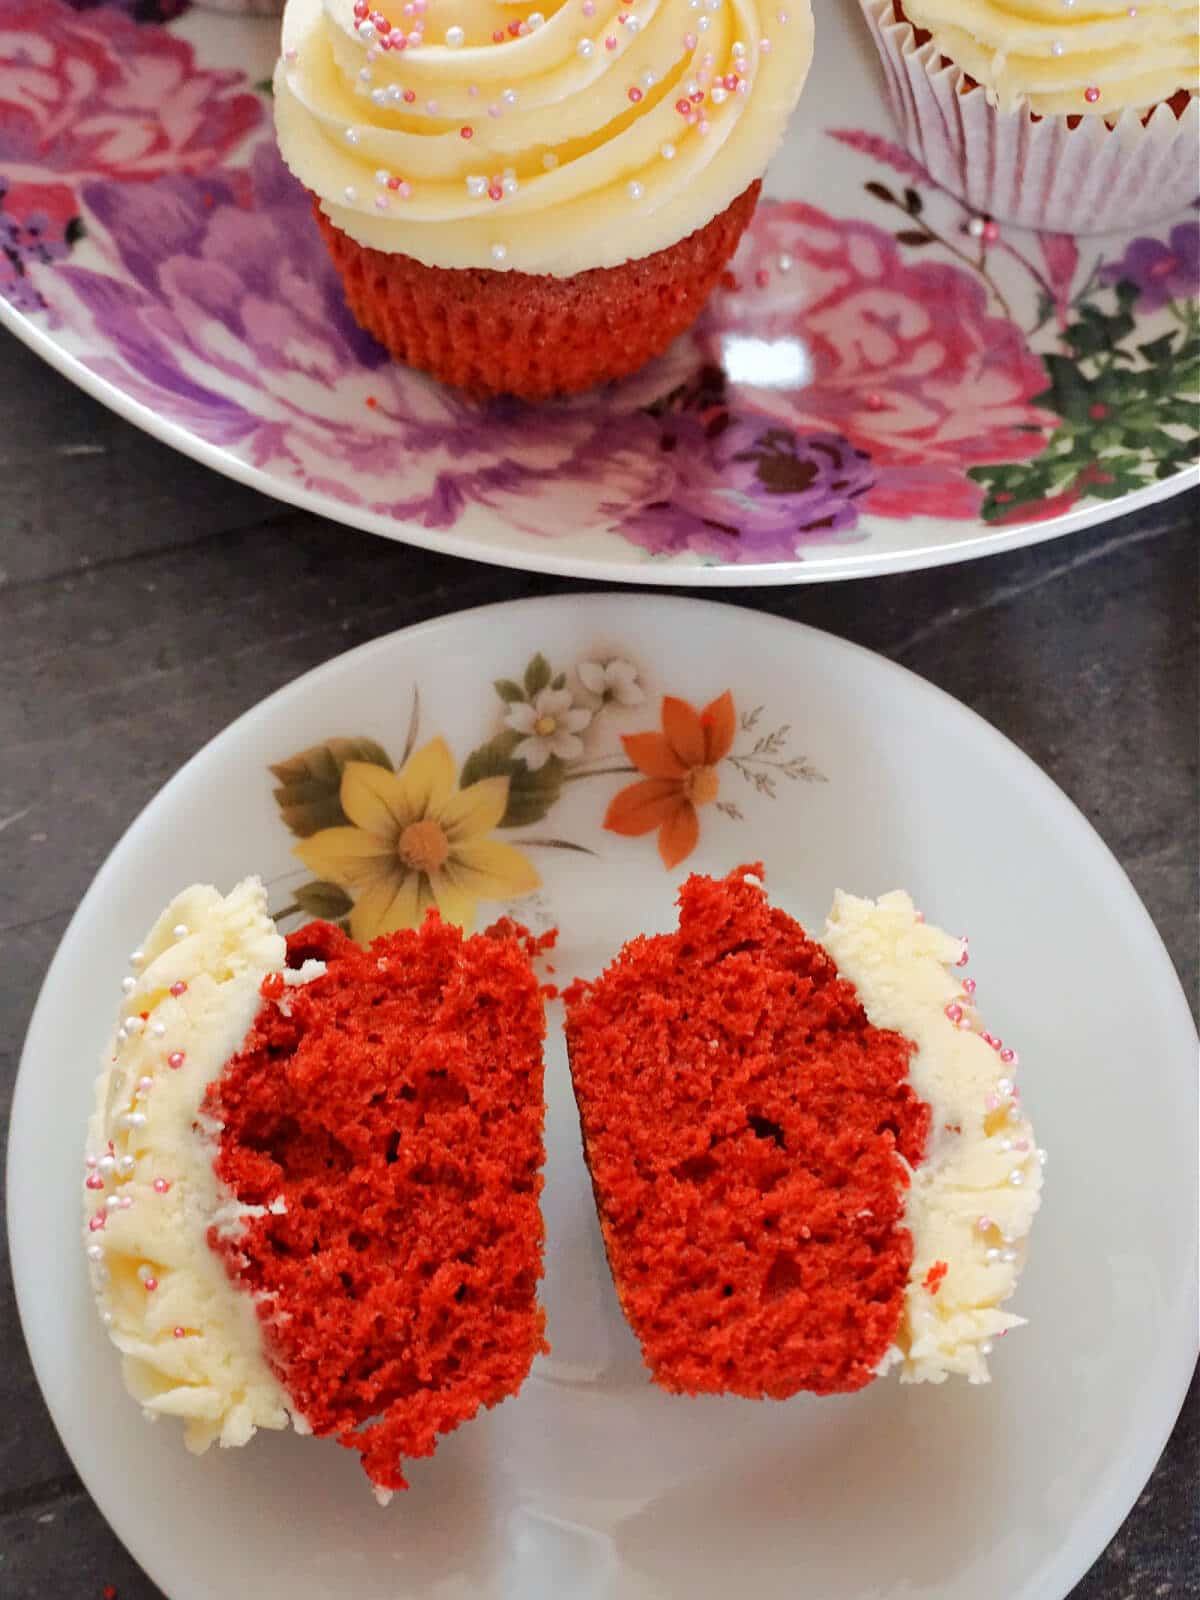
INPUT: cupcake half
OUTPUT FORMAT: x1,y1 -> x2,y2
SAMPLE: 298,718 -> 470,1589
273,0 -> 815,397
563,866 -> 1044,1394
860,0 -> 1198,234
83,881 -> 548,1499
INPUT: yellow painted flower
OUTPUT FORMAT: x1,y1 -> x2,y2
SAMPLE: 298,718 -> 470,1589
295,738 -> 540,943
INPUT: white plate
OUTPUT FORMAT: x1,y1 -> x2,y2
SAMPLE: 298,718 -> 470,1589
8,594 -> 1197,1600
1,0 -> 1197,584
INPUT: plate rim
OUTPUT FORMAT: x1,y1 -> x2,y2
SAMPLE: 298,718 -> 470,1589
7,592 -> 1198,1600
3,291 -> 1197,590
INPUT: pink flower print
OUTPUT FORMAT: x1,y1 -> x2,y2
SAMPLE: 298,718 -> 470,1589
704,201 -> 1056,520
0,0 -> 262,190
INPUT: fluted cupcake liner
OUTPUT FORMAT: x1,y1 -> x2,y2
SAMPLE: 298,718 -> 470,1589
859,0 -> 1199,234
312,182 -> 760,400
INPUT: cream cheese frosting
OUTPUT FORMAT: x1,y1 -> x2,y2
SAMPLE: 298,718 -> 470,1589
823,890 -> 1044,1384
82,880 -> 302,1451
273,0 -> 813,272
898,0 -> 1198,117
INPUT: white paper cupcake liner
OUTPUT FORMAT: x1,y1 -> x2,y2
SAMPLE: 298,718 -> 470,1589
859,0 -> 1199,234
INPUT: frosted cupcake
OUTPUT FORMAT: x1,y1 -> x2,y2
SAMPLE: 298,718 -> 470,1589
273,0 -> 814,397
859,0 -> 1199,233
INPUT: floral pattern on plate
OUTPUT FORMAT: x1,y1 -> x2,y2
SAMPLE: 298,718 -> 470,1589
2,0 -> 1196,568
270,651 -> 825,940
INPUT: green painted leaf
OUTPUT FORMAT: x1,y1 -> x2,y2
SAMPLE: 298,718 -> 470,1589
524,653 -> 552,698
293,881 -> 355,921
551,673 -> 567,691
254,77 -> 274,96
269,738 -> 393,837
460,732 -> 565,827
494,678 -> 526,704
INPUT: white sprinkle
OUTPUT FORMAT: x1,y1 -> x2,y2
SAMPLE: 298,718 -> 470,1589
124,1014 -> 143,1034
344,185 -> 359,203
710,85 -> 727,103
628,180 -> 644,200
1009,1169 -> 1024,1186
345,127 -> 361,145
136,1264 -> 154,1283
120,976 -> 136,995
374,195 -> 389,210
123,1112 -> 147,1129
98,1155 -> 115,1174
981,1341 -> 994,1355
697,15 -> 710,30
985,1247 -> 1001,1261
660,141 -> 676,159
87,1244 -> 104,1262
118,1154 -> 137,1174
577,37 -> 594,56
101,1311 -> 113,1327
1037,1148 -> 1048,1165
105,1195 -> 122,1211
371,86 -> 387,104
490,242 -> 508,261
1002,1248 -> 1018,1263
358,66 -> 372,82
129,950 -> 144,968
528,10 -> 544,25
625,13 -> 640,29
778,252 -> 793,271
151,1022 -> 166,1038
385,84 -> 403,103
502,175 -> 519,195
445,23 -> 464,46
642,68 -> 657,86
502,87 -> 518,105
376,168 -> 390,185
357,20 -> 375,39
467,174 -> 488,196
1051,39 -> 1064,56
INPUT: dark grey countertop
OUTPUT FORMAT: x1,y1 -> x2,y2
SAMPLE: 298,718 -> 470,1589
1,328 -> 1196,1599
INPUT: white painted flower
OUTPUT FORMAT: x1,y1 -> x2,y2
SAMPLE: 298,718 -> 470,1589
505,688 -> 592,771
577,658 -> 645,707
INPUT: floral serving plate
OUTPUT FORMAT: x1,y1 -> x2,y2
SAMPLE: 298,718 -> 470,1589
8,595 -> 1197,1600
1,0 -> 1197,582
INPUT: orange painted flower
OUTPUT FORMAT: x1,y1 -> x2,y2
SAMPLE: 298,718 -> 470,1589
604,691 -> 736,869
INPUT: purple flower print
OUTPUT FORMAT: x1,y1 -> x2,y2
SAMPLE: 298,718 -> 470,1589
36,143 -> 674,535
1102,223 -> 1200,312
616,412 -> 874,562
1,179 -> 81,313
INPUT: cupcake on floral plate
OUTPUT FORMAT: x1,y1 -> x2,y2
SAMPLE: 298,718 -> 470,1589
859,0 -> 1198,233
273,0 -> 814,397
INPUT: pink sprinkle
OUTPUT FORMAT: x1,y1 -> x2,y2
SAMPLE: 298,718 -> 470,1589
944,1003 -> 963,1023
956,948 -> 969,967
353,0 -> 367,14
582,0 -> 595,13
488,103 -> 502,117
488,182 -> 503,200
460,125 -> 474,139
683,30 -> 697,48
492,27 -> 504,39
985,1095 -> 999,1112
386,174 -> 404,188
982,221 -> 999,243
89,1213 -> 106,1232
977,1216 -> 992,1233
403,88 -> 416,101
86,1173 -> 104,1190
689,89 -> 704,103
85,1154 -> 98,1168
167,1051 -> 185,1069
143,1277 -> 158,1292
395,180 -> 412,198
999,1047 -> 1015,1064
174,1327 -> 186,1338
759,36 -> 771,51
865,393 -> 885,411
963,977 -> 977,995
605,34 -> 617,48
755,268 -> 770,288
1084,86 -> 1100,103
675,98 -> 692,116
153,1178 -> 171,1194
1014,1139 -> 1030,1152
169,981 -> 187,997
468,84 -> 479,97
627,85 -> 643,101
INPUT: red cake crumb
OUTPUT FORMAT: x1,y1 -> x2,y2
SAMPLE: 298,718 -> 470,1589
923,1261 -> 949,1295
204,914 -> 548,1493
564,865 -> 930,1398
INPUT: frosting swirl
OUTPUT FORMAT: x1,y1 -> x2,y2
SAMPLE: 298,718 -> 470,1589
274,0 -> 813,273
899,0 -> 1198,116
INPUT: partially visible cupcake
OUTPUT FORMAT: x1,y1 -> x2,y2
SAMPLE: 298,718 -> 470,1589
859,0 -> 1198,233
273,0 -> 814,397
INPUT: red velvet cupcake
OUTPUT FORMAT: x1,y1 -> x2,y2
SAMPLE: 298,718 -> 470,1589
273,0 -> 815,397
564,866 -> 1044,1393
83,881 -> 547,1499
